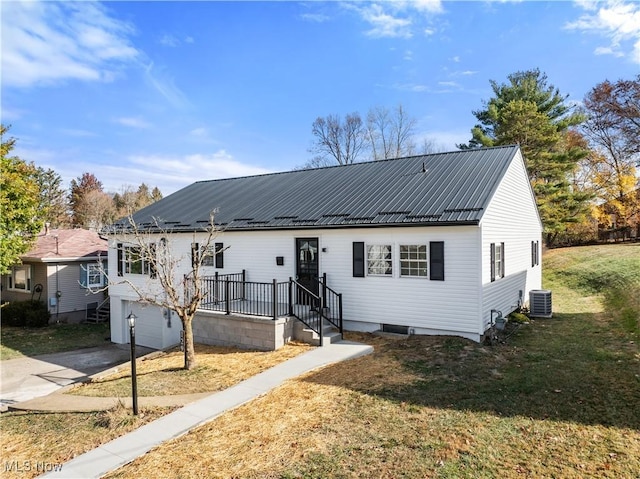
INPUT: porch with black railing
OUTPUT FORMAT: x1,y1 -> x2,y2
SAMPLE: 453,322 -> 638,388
186,271 -> 343,345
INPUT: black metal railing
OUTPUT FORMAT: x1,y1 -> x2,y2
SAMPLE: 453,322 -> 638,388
289,279 -> 324,345
200,270 -> 246,304
317,273 -> 344,339
188,272 -> 343,345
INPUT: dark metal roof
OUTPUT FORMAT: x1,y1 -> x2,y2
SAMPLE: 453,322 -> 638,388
115,145 -> 521,232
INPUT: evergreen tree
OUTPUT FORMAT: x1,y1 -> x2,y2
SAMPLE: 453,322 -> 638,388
462,69 -> 591,245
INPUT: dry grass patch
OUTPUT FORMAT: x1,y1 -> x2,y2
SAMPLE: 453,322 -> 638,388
0,404 -> 174,479
106,328 -> 640,479
69,341 -> 312,397
106,257 -> 640,479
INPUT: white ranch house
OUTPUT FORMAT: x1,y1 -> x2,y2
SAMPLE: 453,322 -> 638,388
107,145 -> 542,350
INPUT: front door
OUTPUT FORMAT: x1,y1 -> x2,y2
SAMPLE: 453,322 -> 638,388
296,238 -> 319,300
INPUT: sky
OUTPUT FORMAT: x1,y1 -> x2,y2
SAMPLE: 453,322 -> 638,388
1,0 -> 639,197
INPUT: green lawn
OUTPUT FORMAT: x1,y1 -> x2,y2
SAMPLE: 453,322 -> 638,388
0,322 -> 111,360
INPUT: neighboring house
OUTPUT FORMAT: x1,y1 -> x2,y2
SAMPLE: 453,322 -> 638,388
1,228 -> 108,323
107,145 -> 542,350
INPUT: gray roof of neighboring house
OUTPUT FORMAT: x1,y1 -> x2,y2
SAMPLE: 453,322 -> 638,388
117,145 -> 521,233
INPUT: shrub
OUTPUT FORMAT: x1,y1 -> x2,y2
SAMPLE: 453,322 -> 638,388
1,300 -> 50,327
509,312 -> 530,324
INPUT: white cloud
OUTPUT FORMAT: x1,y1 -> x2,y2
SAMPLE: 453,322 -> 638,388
144,62 -> 190,108
123,151 -> 272,194
360,4 -> 413,39
116,117 -> 152,129
300,13 -> 330,23
345,1 -> 444,39
159,34 -> 180,47
159,34 -> 194,47
566,0 -> 640,64
1,1 -> 139,88
189,127 -> 209,137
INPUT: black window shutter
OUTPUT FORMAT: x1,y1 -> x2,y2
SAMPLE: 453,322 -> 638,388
117,243 -> 123,276
353,242 -> 365,277
532,241 -> 536,267
501,242 -> 505,278
490,243 -> 496,282
191,243 -> 199,269
429,241 -> 445,281
149,243 -> 157,278
215,243 -> 224,269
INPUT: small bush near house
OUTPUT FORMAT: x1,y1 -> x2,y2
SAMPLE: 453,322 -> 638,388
509,311 -> 529,323
1,300 -> 50,328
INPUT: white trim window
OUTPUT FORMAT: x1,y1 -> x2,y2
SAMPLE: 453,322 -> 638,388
124,246 -> 152,275
491,242 -> 505,282
8,265 -> 32,292
367,244 -> 392,276
400,245 -> 427,277
87,263 -> 103,288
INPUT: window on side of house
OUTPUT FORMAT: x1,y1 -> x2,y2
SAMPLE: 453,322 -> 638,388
87,263 -> 103,287
201,246 -> 215,267
367,244 -> 392,276
490,242 -> 505,282
400,245 -> 427,277
123,246 -> 153,276
8,265 -> 32,292
81,262 -> 107,288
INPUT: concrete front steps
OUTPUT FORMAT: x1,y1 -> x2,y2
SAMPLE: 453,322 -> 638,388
294,318 -> 342,346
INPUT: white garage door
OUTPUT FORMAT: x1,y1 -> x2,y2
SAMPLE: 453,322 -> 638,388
127,302 -> 164,350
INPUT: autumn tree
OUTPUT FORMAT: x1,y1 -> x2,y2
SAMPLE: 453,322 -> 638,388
100,212 -> 219,370
69,172 -> 116,229
581,76 -> 640,239
461,69 -> 591,245
113,183 -> 163,218
0,125 -> 43,274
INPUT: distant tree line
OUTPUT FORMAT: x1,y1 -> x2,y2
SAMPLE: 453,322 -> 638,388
309,72 -> 639,247
0,123 -> 162,272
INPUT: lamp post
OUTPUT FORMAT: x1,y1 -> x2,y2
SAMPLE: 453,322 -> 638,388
127,312 -> 139,415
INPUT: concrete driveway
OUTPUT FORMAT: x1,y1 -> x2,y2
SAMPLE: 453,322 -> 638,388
0,344 -> 154,412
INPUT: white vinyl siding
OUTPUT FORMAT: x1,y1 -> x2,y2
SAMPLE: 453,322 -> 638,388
480,149 -> 543,332
45,263 -> 106,316
108,225 -> 483,341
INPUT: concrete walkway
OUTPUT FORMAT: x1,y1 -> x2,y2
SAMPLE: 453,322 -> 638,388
39,340 -> 373,479
1,344 -> 154,412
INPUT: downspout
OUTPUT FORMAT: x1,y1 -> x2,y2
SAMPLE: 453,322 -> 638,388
55,263 -> 60,321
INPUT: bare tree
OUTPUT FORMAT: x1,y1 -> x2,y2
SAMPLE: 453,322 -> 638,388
98,212 -> 220,370
419,137 -> 446,154
366,104 -> 417,160
308,113 -> 367,167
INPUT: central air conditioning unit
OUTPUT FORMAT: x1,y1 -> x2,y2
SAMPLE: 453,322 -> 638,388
529,290 -> 552,318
